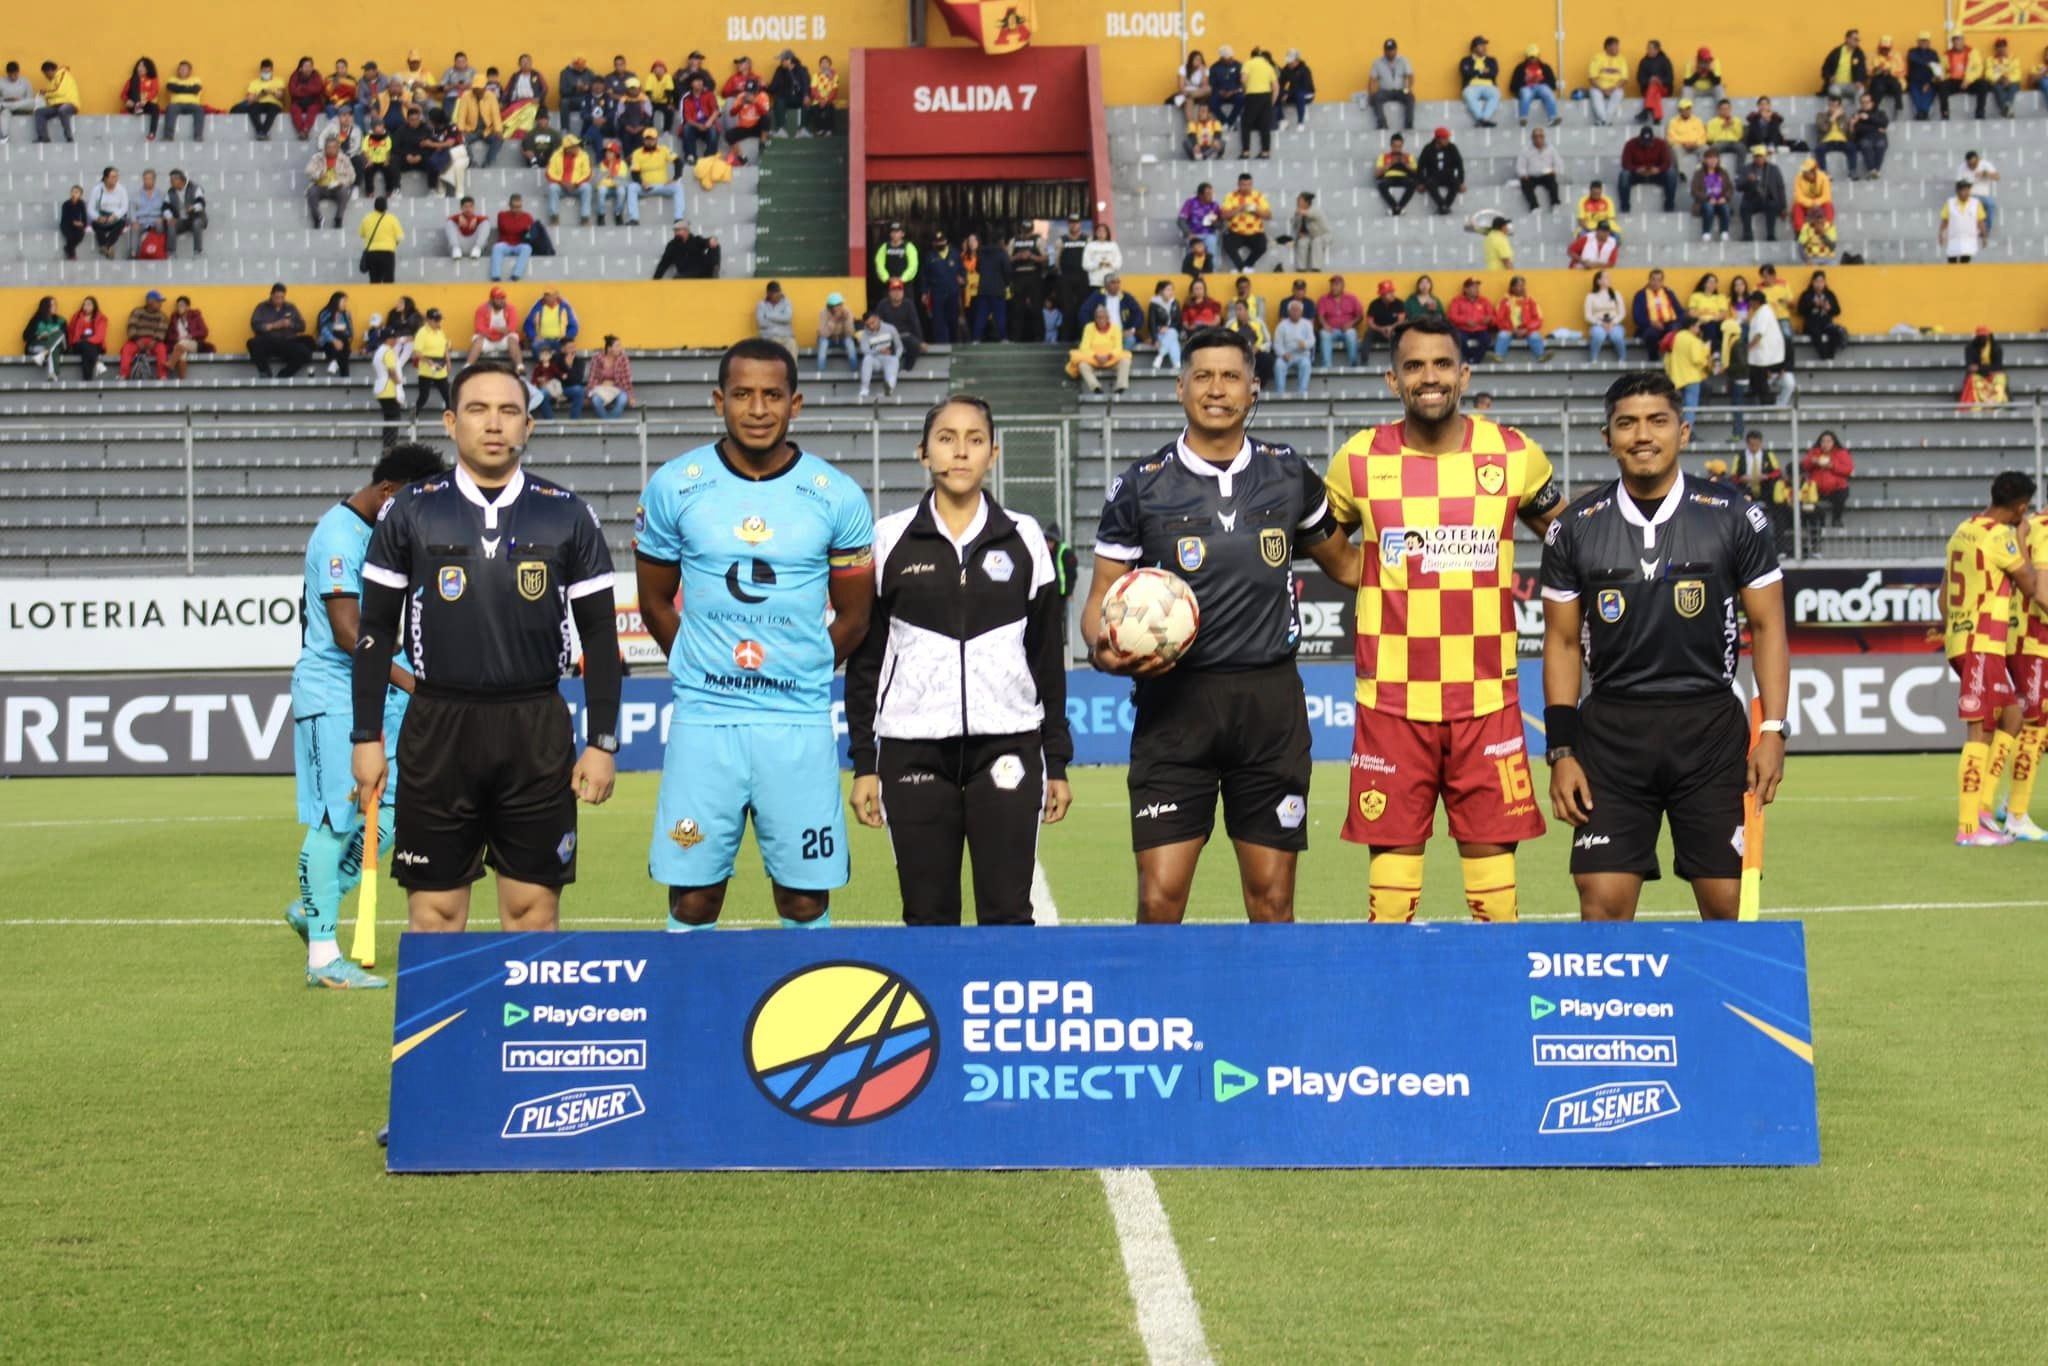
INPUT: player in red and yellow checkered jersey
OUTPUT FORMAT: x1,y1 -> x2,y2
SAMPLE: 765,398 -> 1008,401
2001,509 -> 2048,841
1324,315 -> 1564,922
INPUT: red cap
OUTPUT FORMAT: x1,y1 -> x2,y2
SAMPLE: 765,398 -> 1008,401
1377,280 -> 1397,296
1433,125 -> 1451,140
1698,46 -> 1713,58
489,286 -> 507,299
1463,277 -> 1482,287
1976,325 -> 1992,337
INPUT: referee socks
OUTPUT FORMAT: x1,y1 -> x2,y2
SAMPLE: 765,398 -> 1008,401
1461,855 -> 1519,923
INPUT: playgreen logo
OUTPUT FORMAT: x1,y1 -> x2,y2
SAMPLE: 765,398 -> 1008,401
504,1002 -> 530,1027
1212,1059 -> 1260,1103
1529,995 -> 1556,1021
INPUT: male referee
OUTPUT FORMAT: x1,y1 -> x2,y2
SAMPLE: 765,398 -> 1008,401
349,361 -> 622,933
1083,326 -> 1358,923
1539,372 -> 1791,920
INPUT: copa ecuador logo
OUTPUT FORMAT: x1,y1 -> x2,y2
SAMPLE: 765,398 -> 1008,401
744,962 -> 938,1125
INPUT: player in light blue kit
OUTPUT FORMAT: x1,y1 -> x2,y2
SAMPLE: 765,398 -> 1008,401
287,444 -> 448,987
634,339 -> 876,928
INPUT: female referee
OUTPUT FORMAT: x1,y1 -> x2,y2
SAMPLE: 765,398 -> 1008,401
845,395 -> 1074,924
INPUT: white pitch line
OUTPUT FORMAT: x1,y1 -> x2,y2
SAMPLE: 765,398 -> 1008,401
1099,1167 -> 1214,1366
1030,859 -> 1061,926
0,814 -> 283,828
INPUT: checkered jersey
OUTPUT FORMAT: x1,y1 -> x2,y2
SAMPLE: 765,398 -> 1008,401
1325,417 -> 1558,721
1943,515 -> 2022,660
2017,514 -> 2048,659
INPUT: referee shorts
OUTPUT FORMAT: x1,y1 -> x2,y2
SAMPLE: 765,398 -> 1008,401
1128,660 -> 1312,853
1570,691 -> 1748,883
2012,654 -> 2048,725
393,689 -> 579,891
1341,703 -> 1545,847
1954,650 -> 2019,723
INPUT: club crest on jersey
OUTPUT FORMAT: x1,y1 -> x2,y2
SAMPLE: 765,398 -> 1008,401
632,504 -> 646,536
670,819 -> 704,849
437,566 -> 466,601
517,560 -> 548,602
1260,528 -> 1288,567
1358,790 -> 1388,822
733,639 -> 766,670
1177,536 -> 1205,571
1597,588 -> 1626,623
684,463 -> 703,480
1674,580 -> 1706,618
981,549 -> 1014,582
735,515 -> 774,544
1476,462 -> 1506,495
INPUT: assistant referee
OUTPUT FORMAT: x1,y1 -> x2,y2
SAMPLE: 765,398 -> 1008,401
350,360 -> 622,934
1538,372 -> 1791,921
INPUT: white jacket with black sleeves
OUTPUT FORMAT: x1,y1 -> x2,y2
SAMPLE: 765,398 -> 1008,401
845,491 -> 1073,779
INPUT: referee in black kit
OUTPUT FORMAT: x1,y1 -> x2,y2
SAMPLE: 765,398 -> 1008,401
1083,326 -> 1359,923
350,360 -> 623,934
1539,372 -> 1791,921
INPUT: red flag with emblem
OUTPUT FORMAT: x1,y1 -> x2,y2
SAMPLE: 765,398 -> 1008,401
935,1 -> 1036,54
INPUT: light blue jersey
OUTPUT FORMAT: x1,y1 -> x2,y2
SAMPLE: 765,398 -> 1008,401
291,501 -> 406,830
633,442 -> 874,723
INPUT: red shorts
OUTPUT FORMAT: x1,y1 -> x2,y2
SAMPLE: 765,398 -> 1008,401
1953,651 -> 2018,723
1342,704 -> 1546,847
2010,654 -> 2048,724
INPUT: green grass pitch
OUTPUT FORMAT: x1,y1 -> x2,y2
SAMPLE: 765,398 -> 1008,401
4,755 -> 2043,1361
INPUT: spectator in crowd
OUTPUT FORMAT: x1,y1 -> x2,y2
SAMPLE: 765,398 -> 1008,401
1961,327 -> 2006,406
647,219 -> 696,279
388,104 -> 439,194
34,61 -> 81,143
523,286 -> 580,354
679,77 -> 720,160
1375,134 -> 1418,216
1985,39 -> 2020,117
1665,98 -> 1707,165
725,77 -> 771,149
585,335 -> 635,418
1686,272 -> 1730,350
1460,36 -> 1502,128
1868,36 -> 1905,113
858,312 -> 903,399
369,329 -> 411,446
1069,304 -> 1133,397
411,308 -> 452,413
1179,180 -> 1222,256
523,109 -> 563,168
1790,159 -> 1832,234
816,291 -> 859,375
1364,278 -> 1405,359
358,196 -> 402,285
1743,96 -> 1785,149
875,278 -> 925,371
1185,105 -> 1226,160
1738,145 -> 1788,241
756,280 -> 796,351
1636,39 -> 1675,124
925,232 -> 968,344
119,291 -> 171,380
1906,32 -> 1942,120
1509,44 -> 1560,127
305,136 -> 355,229
1851,93 -> 1890,180
1938,34 -> 1984,120
436,54 -> 478,117
1405,274 -> 1445,321
1584,269 -> 1626,361
468,286 -> 525,369
325,59 -> 356,115
1208,45 -> 1245,127
24,297 -> 67,381
287,57 -> 326,140
1797,270 -> 1847,359
1732,430 -> 1785,506
1181,236 -> 1217,277
1568,221 -> 1621,270
455,76 -> 503,167
530,344 -> 585,419
593,140 -> 637,225
382,296 -> 425,341
766,50 -> 810,137
1279,49 -> 1316,127
1006,222 -> 1047,342
1220,172 -> 1272,270
1083,274 -> 1144,342
1702,457 -> 1739,493
445,196 -> 490,258
1083,222 -> 1123,293
491,193 -> 536,281
546,135 -> 594,224
1281,191 -> 1330,271
1632,268 -> 1686,358
1223,301 -> 1274,387
1746,287 -> 1788,403
239,58 -> 285,140
1798,213 -> 1839,264
1665,320 -> 1717,425
632,129 -> 685,223
165,296 -> 208,381
1958,150 -> 2000,232
1148,281 -> 1183,370
875,220 -> 921,295
1492,275 -> 1547,362
1447,277 -> 1495,364
1478,211 -> 1515,270
359,126 -> 399,197
1239,45 -> 1277,158
1316,276 -> 1362,367
1802,432 -> 1854,527
1692,149 -> 1734,241
129,170 -> 170,258
68,297 -> 108,380
317,107 -> 361,164
249,284 -> 311,378
557,55 -> 597,135
1940,179 -> 1990,262
316,291 -> 354,376
1755,262 -> 1795,347
1704,98 -> 1745,158
1371,38 -> 1415,132
1587,36 -> 1629,126
805,55 -> 840,135
392,49 -> 432,107
158,169 -> 204,257
56,184 -> 87,260
1419,126 -> 1466,215
1575,179 -> 1618,233
122,58 -> 161,141
162,61 -> 205,142
1175,49 -> 1210,112
1682,47 -> 1722,104
1814,96 -> 1856,180
1271,298 -> 1315,396
1517,126 -> 1561,211
672,220 -> 721,278
1821,30 -> 1867,100
0,62 -> 39,141
85,168 -> 129,260
1619,126 -> 1679,212
1180,276 -> 1223,330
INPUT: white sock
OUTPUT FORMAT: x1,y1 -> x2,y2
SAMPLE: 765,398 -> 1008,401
308,940 -> 342,970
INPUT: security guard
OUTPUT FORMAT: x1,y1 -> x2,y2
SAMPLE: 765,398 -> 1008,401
350,360 -> 622,935
1539,371 -> 1791,921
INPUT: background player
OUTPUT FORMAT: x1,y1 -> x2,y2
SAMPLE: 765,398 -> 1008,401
1324,313 -> 1565,923
1941,472 -> 2048,847
634,339 -> 875,929
286,443 -> 445,989
1995,504 -> 2048,841
1082,326 -> 1358,923
1540,372 -> 1789,920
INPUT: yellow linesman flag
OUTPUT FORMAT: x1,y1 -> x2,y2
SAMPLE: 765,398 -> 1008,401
937,0 -> 1037,55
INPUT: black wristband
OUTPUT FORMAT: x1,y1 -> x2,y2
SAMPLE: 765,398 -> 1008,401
1545,704 -> 1581,750
348,728 -> 381,745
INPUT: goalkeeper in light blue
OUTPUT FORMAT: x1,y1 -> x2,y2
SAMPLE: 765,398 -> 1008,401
287,444 -> 447,988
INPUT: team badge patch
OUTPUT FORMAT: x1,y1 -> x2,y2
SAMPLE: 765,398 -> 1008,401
1275,794 -> 1307,829
1597,588 -> 1626,623
1674,580 -> 1706,618
814,474 -> 831,490
981,549 -> 1014,583
1177,536 -> 1205,571
733,639 -> 766,670
990,755 -> 1025,790
327,556 -> 345,581
735,515 -> 774,544
632,504 -> 646,536
1476,462 -> 1506,495
1358,790 -> 1387,822
684,463 -> 703,479
516,560 -> 548,602
556,832 -> 577,864
670,819 -> 704,849
1259,528 -> 1288,567
437,566 -> 466,601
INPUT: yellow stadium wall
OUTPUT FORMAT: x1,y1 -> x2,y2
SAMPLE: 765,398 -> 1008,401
0,278 -> 863,355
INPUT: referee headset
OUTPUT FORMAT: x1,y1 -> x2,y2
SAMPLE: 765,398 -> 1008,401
916,394 -> 1000,490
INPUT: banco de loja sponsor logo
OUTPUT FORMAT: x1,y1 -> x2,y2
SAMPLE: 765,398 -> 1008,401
501,1039 -> 648,1072
505,958 -> 646,986
1531,1035 -> 1677,1067
1530,994 -> 1674,1022
501,1084 -> 646,1138
1539,1081 -> 1681,1134
1527,952 -> 1668,979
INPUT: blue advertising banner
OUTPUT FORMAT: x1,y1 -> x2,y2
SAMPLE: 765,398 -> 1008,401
387,924 -> 1819,1172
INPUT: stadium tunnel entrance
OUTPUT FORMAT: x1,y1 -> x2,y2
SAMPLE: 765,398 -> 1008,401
864,180 -> 1091,330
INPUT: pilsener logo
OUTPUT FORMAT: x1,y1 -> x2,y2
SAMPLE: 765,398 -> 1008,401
501,1084 -> 646,1138
504,958 -> 646,986
501,1039 -> 648,1072
1539,1081 -> 1681,1134
1531,1035 -> 1677,1067
744,962 -> 937,1126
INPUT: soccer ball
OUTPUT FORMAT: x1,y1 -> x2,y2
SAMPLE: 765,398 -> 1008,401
1102,567 -> 1200,664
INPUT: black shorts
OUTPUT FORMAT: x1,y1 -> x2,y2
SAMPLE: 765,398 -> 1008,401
394,689 -> 579,891
1571,691 -> 1749,882
1128,660 -> 1312,852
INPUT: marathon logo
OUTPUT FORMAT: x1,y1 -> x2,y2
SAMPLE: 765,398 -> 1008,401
1531,995 -> 1676,1022
501,1084 -> 646,1138
501,1039 -> 648,1072
1531,1035 -> 1678,1068
1539,1081 -> 1681,1135
504,958 -> 647,986
1527,952 -> 1668,979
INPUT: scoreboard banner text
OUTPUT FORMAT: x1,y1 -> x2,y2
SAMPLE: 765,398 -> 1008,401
388,924 -> 1819,1171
